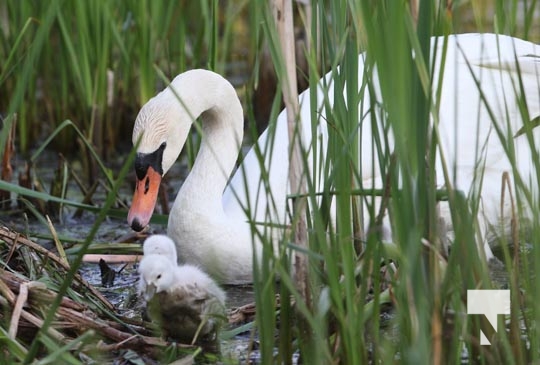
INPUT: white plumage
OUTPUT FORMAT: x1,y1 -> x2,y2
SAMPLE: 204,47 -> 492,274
138,237 -> 226,343
128,33 -> 540,284
142,234 -> 178,263
137,234 -> 178,296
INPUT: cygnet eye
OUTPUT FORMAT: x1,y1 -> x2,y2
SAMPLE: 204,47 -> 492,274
157,274 -> 162,279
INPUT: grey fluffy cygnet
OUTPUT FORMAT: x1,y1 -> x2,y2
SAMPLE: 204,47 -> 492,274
138,235 -> 226,343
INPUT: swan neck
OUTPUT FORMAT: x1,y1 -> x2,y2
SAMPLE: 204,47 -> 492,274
173,71 -> 244,208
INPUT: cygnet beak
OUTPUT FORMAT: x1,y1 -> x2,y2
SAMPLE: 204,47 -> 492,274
144,283 -> 157,301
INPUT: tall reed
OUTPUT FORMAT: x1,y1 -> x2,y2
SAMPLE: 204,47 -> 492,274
251,0 -> 540,364
0,1 -> 251,159
1,0 -> 540,363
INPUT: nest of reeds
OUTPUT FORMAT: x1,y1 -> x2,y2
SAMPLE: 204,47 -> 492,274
0,224 -> 261,364
0,225 -> 201,364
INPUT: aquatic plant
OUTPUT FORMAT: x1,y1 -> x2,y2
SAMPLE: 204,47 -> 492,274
0,0 -> 539,364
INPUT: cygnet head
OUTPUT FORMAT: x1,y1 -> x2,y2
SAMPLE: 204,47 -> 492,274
138,254 -> 175,301
142,234 -> 178,264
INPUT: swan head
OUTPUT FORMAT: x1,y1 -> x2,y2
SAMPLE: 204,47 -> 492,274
138,254 -> 175,301
142,234 -> 178,264
127,69 -> 244,232
127,84 -> 190,231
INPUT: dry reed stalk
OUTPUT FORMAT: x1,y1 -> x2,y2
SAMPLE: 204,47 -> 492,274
82,254 -> 142,263
9,281 -> 46,338
0,275 -> 66,342
1,270 -> 86,311
0,264 -> 194,356
0,225 -> 114,311
0,114 -> 16,210
46,214 -> 68,264
272,0 -> 310,307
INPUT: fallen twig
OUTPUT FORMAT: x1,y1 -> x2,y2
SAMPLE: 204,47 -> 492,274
0,275 -> 66,342
0,225 -> 114,311
9,281 -> 46,339
82,254 -> 142,263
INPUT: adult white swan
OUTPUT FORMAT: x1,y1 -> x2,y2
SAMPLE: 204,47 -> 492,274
128,33 -> 540,284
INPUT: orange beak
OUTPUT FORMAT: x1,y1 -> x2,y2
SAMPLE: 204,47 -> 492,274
127,166 -> 162,231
